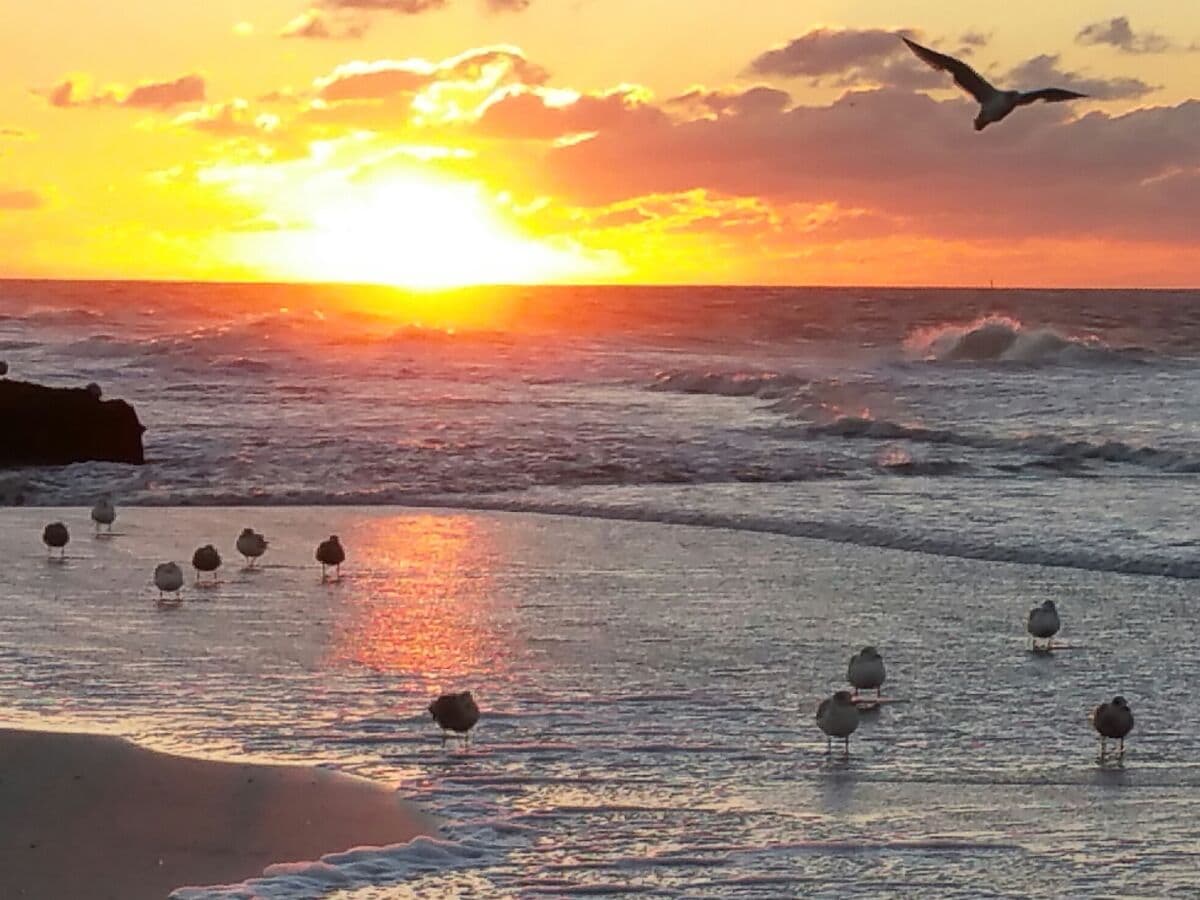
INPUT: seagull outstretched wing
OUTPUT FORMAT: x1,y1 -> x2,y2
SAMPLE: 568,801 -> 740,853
1015,88 -> 1089,106
902,37 -> 996,103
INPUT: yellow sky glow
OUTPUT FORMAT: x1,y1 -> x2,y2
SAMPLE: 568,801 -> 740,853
0,0 -> 1197,287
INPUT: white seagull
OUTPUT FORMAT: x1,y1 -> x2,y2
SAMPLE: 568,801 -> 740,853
316,535 -> 345,580
42,522 -> 69,559
236,528 -> 268,567
91,496 -> 116,534
847,646 -> 887,701
816,690 -> 861,755
1027,600 -> 1061,651
902,37 -> 1087,131
154,562 -> 184,602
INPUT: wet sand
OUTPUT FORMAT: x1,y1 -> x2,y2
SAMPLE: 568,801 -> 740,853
0,728 -> 438,900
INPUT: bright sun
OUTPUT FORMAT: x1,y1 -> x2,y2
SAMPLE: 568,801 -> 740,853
213,162 -> 617,290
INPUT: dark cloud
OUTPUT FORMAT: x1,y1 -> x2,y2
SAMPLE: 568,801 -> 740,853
747,27 -> 946,91
474,87 -> 666,140
44,74 -> 205,109
750,28 -> 904,79
668,86 -> 792,119
523,84 -> 1200,244
0,188 -> 44,211
1005,55 -> 1155,100
283,0 -> 530,39
1076,17 -> 1172,54
281,10 -> 367,39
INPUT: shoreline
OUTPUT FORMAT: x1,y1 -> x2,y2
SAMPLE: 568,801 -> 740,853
0,728 -> 439,900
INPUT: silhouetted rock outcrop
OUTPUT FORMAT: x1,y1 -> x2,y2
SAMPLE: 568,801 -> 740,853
0,379 -> 145,466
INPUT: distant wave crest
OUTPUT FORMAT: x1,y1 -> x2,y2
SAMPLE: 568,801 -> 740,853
808,415 -> 1200,473
650,369 -> 810,400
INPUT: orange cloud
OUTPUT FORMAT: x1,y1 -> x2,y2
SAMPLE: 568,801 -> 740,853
45,74 -> 206,109
0,188 -> 44,211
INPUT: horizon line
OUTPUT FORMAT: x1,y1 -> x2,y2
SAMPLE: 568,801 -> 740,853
0,276 -> 1197,293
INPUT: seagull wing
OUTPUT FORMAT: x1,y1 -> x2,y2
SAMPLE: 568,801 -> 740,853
1015,88 -> 1088,107
902,37 -> 996,103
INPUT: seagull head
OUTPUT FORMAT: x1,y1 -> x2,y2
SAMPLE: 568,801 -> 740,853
1112,696 -> 1129,708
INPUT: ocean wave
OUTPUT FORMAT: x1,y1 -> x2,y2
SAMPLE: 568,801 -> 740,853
807,416 -> 1200,473
396,496 -> 1200,580
649,369 -> 810,400
905,315 -> 1139,365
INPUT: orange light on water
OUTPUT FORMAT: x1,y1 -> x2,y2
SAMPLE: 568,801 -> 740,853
329,514 -> 515,692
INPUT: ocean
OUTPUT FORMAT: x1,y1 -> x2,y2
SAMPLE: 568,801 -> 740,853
2,281 -> 1200,896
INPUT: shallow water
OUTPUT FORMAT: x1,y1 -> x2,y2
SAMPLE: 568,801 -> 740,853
2,507 -> 1198,897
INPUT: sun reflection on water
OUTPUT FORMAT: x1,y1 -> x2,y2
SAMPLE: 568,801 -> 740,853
328,514 -> 517,694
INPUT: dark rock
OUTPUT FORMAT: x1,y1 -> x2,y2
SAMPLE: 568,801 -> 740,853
0,379 -> 145,466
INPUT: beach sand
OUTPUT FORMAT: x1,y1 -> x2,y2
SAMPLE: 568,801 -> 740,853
0,728 -> 438,900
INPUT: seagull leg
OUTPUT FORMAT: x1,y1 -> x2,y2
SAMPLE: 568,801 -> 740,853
844,736 -> 851,756
826,736 -> 832,756
1099,737 -> 1107,763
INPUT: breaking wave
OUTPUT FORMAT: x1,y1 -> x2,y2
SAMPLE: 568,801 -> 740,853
905,315 -> 1137,365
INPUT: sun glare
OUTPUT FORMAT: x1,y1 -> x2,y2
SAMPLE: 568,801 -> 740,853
219,166 -> 618,291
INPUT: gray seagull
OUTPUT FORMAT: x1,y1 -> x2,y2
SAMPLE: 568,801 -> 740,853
903,37 -> 1087,131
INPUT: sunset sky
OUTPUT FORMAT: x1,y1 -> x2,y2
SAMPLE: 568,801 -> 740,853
1,1 -> 1198,287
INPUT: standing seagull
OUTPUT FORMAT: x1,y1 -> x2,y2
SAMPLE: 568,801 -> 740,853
154,562 -> 184,602
91,496 -> 116,534
1027,600 -> 1061,651
847,646 -> 887,701
235,528 -> 268,567
1092,696 -> 1134,762
429,691 -> 481,746
192,545 -> 222,584
902,37 -> 1087,131
816,690 -> 861,756
42,522 -> 69,559
316,535 -> 345,580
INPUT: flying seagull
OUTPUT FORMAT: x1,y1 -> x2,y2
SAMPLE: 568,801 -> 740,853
902,37 -> 1087,131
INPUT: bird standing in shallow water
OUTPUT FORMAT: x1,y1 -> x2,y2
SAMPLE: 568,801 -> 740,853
816,690 -> 860,756
429,691 -> 480,746
191,545 -> 221,584
847,647 -> 886,701
235,528 -> 268,567
316,535 -> 345,580
1093,696 -> 1134,762
91,496 -> 116,534
902,37 -> 1087,131
154,562 -> 184,602
1027,600 -> 1061,651
42,522 -> 69,559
